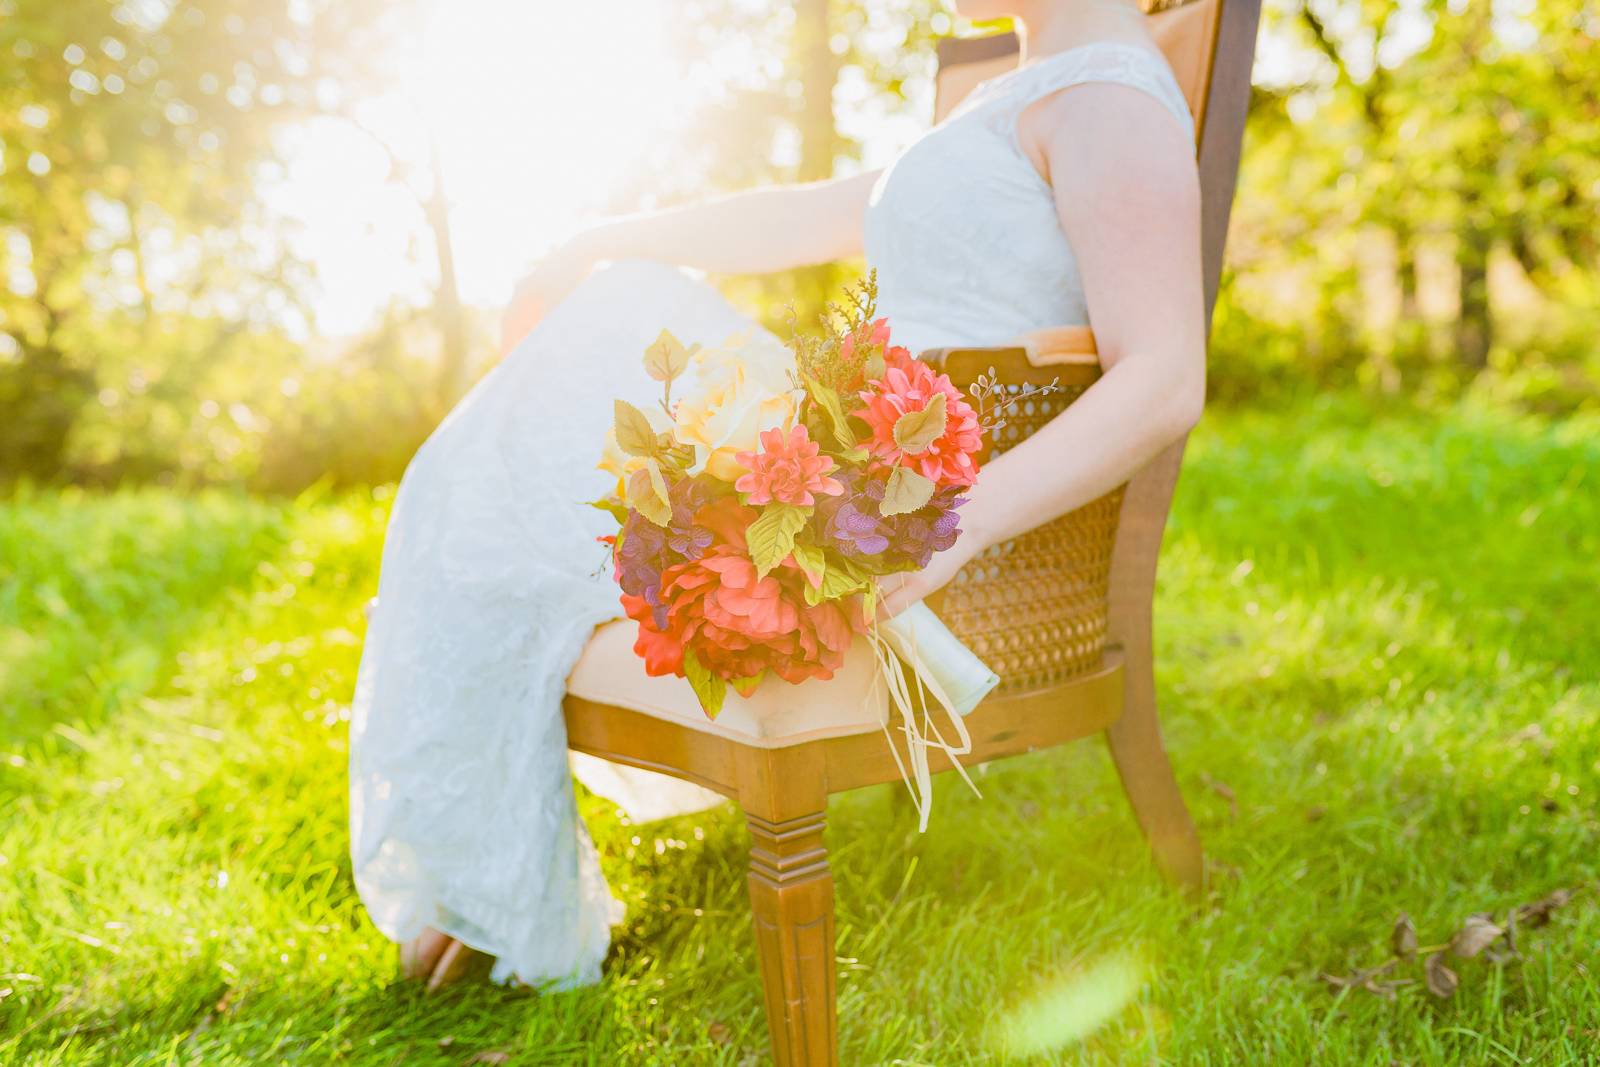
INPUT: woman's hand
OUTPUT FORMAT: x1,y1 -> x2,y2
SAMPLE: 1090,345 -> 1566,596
499,239 -> 597,355
876,525 -> 985,620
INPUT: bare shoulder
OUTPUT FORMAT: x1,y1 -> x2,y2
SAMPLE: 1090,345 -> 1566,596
1017,78 -> 1198,201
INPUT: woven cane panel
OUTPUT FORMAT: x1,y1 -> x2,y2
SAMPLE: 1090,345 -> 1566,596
938,376 -> 1123,695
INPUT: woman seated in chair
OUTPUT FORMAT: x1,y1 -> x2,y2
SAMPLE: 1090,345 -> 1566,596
351,0 -> 1206,992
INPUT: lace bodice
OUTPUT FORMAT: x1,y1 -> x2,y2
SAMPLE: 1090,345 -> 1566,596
864,42 -> 1193,354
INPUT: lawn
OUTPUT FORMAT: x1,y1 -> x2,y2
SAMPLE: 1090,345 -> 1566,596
2,396 -> 1597,1066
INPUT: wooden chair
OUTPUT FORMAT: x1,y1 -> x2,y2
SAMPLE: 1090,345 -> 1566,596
563,1 -> 1262,1062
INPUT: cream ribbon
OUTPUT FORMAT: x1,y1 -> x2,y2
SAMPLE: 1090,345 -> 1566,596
863,597 -> 999,831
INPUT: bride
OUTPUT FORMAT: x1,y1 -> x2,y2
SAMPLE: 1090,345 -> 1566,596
350,0 -> 1206,992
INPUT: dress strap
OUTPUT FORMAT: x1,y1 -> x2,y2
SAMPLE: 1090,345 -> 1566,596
984,41 -> 1195,137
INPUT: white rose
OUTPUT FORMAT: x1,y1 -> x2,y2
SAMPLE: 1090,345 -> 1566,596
671,332 -> 800,482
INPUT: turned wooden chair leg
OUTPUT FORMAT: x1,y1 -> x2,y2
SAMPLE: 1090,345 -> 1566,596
1105,636 -> 1205,892
745,807 -> 838,1067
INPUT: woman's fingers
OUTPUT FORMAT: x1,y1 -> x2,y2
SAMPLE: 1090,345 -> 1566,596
877,541 -> 975,620
877,573 -> 922,620
499,247 -> 595,356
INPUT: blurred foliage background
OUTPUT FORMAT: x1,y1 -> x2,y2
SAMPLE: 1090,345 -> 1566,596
1,0 -> 1596,494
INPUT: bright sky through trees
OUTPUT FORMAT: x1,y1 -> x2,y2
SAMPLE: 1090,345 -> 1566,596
262,0 -> 1520,339
269,0 -> 697,336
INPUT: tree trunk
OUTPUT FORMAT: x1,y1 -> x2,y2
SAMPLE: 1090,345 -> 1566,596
1455,231 -> 1492,371
1394,224 -> 1418,324
794,0 -> 838,182
782,0 -> 842,323
425,138 -> 468,411
0,337 -> 92,480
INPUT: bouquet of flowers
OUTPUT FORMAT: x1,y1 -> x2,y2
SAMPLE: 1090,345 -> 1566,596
593,279 -> 1066,820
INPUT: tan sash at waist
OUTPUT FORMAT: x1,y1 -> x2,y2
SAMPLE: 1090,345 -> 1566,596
1016,325 -> 1098,367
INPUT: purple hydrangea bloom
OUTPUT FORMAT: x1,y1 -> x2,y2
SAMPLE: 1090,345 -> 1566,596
884,489 -> 964,568
616,512 -> 671,627
615,475 -> 724,628
815,468 -> 964,571
828,501 -> 892,556
666,477 -> 715,560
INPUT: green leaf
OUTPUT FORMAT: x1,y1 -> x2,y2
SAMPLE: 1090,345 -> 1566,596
643,329 -> 695,383
586,497 -> 630,524
804,374 -> 857,448
803,555 -> 868,606
879,466 -> 935,517
790,541 -> 827,589
614,399 -> 660,458
683,648 -> 727,719
626,460 -> 671,527
729,670 -> 765,698
657,442 -> 697,473
892,392 -> 947,454
746,502 -> 808,579
863,352 -> 887,382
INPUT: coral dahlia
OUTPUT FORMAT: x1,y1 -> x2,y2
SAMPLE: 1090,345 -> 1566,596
621,496 -> 864,689
856,357 -> 983,488
733,425 -> 844,507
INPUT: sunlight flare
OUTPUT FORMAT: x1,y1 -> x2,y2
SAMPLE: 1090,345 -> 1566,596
996,952 -> 1146,1055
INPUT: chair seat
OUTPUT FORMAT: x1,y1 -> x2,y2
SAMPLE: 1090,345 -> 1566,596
565,621 -> 890,749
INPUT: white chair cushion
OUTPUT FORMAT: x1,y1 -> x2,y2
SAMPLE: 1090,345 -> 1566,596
566,620 -> 888,748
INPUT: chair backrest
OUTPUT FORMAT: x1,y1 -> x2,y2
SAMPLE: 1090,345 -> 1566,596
931,0 -> 1261,677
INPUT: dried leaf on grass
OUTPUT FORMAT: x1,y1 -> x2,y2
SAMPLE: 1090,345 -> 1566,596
1450,914 -> 1504,959
1516,887 -> 1576,927
1423,953 -> 1459,999
1320,960 -> 1406,999
1391,913 -> 1417,959
707,1021 -> 733,1046
1320,886 -> 1588,1001
464,1052 -> 511,1065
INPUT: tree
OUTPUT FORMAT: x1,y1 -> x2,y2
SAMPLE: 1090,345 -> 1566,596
0,0 -> 394,478
1227,0 -> 1600,387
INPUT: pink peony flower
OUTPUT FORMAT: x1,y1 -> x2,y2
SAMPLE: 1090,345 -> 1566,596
856,357 -> 983,488
733,424 -> 845,507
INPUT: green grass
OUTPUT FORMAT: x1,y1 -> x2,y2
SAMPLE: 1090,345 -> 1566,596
3,396 -> 1597,1065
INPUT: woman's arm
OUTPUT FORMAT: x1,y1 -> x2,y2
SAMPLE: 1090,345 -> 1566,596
883,83 -> 1206,615
578,170 -> 881,274
501,171 -> 880,351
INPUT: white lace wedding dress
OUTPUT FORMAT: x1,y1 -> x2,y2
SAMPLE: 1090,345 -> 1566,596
349,43 -> 1192,989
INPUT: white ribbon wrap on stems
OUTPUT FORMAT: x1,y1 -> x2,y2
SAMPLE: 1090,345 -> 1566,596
880,601 -> 1001,718
863,598 -> 1001,831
